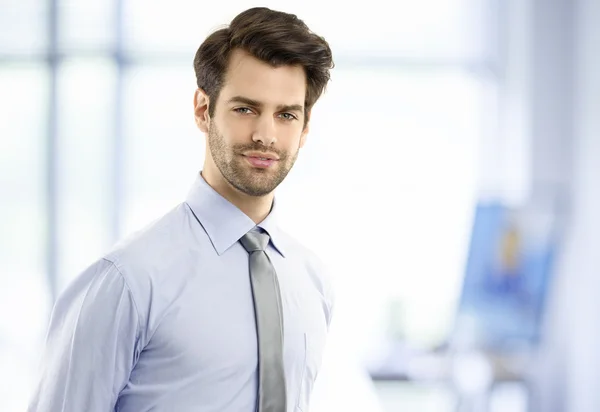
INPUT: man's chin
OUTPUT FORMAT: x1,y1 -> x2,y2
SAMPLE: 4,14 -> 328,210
226,161 -> 288,196
237,186 -> 275,197
229,176 -> 277,197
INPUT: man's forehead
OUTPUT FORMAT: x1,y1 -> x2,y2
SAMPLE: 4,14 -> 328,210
220,50 -> 306,105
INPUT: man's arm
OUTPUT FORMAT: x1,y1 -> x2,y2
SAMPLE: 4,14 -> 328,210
28,258 -> 141,411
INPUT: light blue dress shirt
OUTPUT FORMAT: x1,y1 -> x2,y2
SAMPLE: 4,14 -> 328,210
28,173 -> 335,412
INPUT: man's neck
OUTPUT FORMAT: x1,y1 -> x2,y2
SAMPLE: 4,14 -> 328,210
200,171 -> 273,224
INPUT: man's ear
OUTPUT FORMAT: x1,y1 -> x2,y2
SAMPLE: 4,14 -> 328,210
193,88 -> 210,133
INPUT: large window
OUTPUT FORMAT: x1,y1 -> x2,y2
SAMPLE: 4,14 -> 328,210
0,0 -> 500,409
0,64 -> 50,410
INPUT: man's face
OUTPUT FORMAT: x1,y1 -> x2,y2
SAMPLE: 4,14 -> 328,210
204,49 -> 309,197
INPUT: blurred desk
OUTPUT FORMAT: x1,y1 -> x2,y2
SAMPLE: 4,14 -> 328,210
367,347 -> 532,412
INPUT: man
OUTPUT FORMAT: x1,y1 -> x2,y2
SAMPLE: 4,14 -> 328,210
28,7 -> 335,412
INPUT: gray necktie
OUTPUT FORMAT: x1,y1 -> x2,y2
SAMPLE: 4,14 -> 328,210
240,229 -> 287,412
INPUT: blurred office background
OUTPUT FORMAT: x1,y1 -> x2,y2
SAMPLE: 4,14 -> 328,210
1,0 -> 599,411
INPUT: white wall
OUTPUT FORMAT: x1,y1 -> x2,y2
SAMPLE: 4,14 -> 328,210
492,0 -> 599,410
527,1 -> 574,410
532,0 -> 600,410
563,0 -> 600,410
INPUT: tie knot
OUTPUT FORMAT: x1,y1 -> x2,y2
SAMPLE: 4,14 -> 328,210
240,229 -> 270,253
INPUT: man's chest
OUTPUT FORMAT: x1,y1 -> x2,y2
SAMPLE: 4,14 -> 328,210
135,253 -> 328,406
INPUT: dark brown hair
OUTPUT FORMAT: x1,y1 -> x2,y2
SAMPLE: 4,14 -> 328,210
193,7 -> 334,124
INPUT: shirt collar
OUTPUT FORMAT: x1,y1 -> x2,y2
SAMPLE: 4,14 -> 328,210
185,172 -> 287,257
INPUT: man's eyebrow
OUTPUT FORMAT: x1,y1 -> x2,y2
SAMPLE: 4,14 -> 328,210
278,103 -> 304,113
227,95 -> 304,113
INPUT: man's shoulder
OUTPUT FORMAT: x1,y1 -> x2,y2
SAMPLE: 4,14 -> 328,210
276,227 -> 335,307
276,226 -> 323,267
103,202 -> 195,277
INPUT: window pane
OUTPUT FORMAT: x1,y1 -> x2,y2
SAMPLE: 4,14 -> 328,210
58,0 -> 115,52
0,0 -> 48,55
121,64 -> 204,235
56,58 -> 117,291
0,63 -> 51,411
123,0 -> 492,60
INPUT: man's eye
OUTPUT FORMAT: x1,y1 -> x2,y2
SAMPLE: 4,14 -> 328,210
279,113 -> 297,121
234,107 -> 253,114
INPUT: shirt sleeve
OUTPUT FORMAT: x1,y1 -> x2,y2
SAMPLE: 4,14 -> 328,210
28,258 -> 142,411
